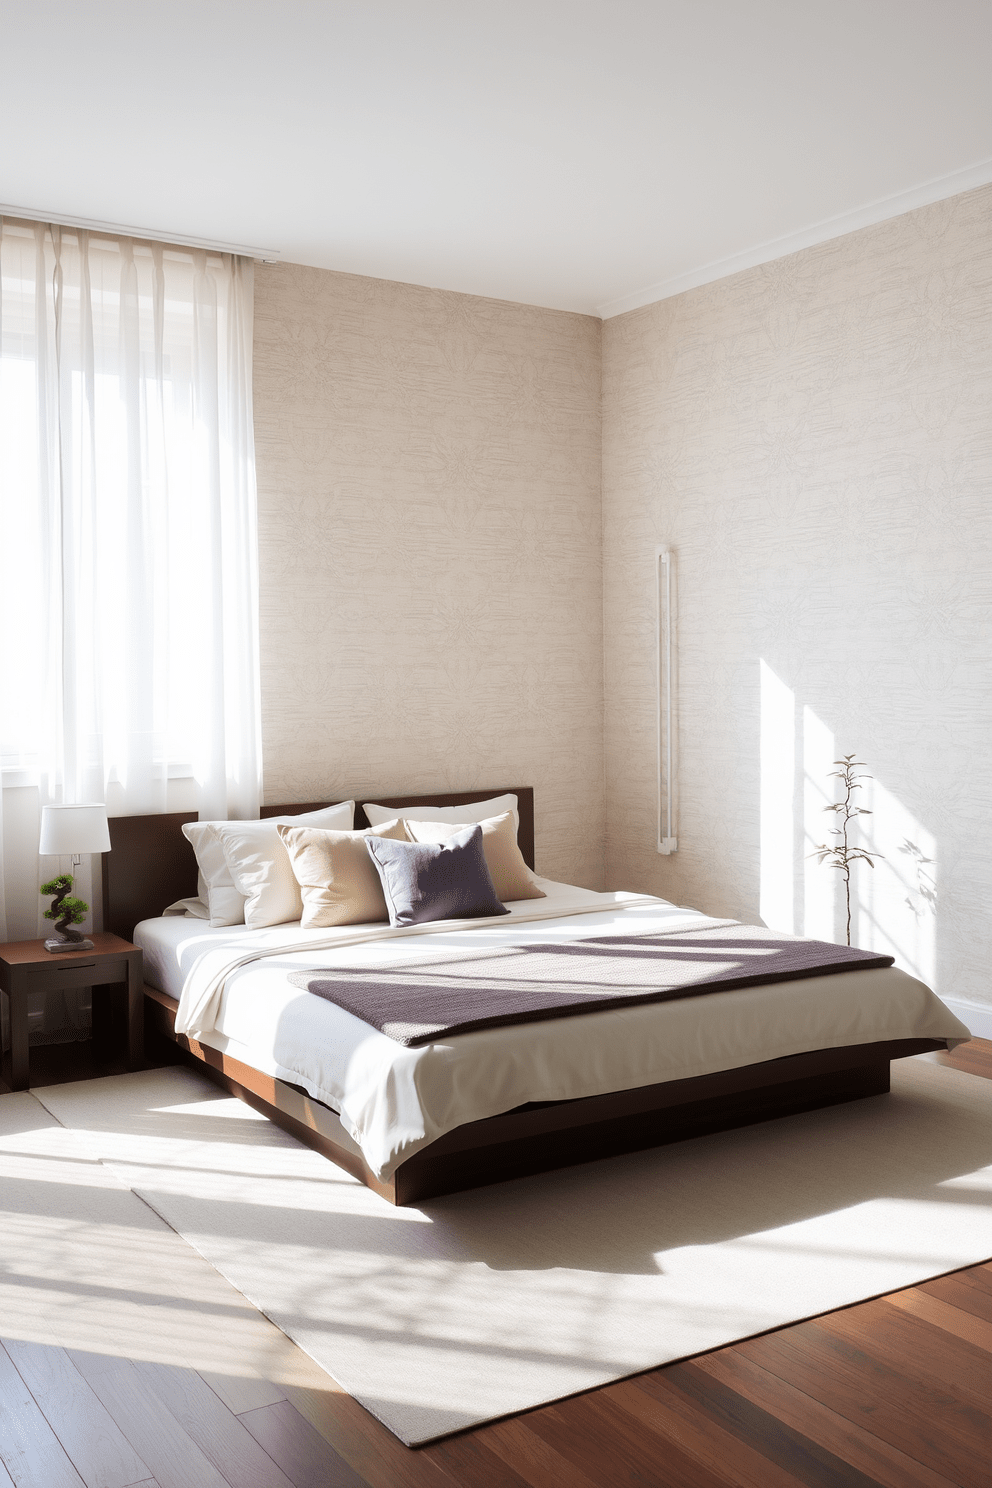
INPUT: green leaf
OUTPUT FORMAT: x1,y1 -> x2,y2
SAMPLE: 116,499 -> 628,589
40,874 -> 74,896
45,895 -> 89,924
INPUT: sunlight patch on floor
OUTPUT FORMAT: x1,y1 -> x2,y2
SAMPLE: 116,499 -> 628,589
0,1096 -> 329,1388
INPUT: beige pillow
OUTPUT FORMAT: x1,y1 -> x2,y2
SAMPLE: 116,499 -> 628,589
404,811 -> 544,903
277,819 -> 410,928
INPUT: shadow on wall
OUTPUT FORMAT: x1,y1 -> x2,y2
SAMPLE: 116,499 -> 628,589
759,660 -> 936,987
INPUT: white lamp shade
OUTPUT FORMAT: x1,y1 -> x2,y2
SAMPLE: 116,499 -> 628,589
39,803 -> 112,856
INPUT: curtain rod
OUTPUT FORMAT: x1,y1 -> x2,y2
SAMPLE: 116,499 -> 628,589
0,203 -> 280,261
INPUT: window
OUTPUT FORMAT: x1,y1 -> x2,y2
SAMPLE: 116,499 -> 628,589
0,218 -> 261,819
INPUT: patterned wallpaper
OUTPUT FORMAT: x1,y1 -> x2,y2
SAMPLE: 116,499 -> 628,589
603,183 -> 992,1014
252,263 -> 605,887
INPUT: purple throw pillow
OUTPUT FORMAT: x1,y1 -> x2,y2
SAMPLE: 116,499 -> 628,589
365,824 -> 510,927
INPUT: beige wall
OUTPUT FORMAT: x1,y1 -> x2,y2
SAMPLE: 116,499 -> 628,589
252,263 -> 605,887
251,189 -> 992,1013
603,184 -> 992,1017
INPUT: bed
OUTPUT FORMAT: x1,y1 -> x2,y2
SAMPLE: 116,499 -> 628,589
104,787 -> 970,1205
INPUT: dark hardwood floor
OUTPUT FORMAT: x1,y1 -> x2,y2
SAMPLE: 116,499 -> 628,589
1,1040 -> 990,1486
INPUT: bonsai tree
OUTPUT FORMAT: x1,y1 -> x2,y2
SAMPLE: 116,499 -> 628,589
41,873 -> 90,944
809,756 -> 883,946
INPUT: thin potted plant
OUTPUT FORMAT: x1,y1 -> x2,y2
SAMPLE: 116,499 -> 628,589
809,755 -> 883,946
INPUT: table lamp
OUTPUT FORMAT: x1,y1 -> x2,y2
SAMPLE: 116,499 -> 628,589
39,803 -> 112,952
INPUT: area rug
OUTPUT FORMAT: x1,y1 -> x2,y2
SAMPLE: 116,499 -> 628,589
36,1057 -> 992,1446
0,1091 -> 323,1389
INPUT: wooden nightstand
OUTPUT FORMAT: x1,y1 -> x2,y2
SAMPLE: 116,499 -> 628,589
0,932 -> 143,1091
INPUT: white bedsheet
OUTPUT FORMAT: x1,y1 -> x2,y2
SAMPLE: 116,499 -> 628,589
135,880 -> 970,1180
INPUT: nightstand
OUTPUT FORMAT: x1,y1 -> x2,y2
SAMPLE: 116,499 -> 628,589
0,932 -> 143,1091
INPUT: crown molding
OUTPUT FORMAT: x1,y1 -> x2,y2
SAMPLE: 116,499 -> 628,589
0,203 -> 280,261
598,155 -> 992,319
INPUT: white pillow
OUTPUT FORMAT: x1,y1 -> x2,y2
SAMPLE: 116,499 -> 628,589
182,802 -> 354,927
182,822 -> 248,927
213,801 -> 356,929
162,895 -> 210,919
363,793 -> 519,832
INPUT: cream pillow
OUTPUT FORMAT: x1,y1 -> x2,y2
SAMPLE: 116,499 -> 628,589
181,823 -> 249,926
404,811 -> 544,903
278,819 -> 410,928
363,792 -> 519,832
187,801 -> 355,928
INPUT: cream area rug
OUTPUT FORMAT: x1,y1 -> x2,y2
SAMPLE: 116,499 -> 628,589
0,1091 -> 338,1396
33,1057 -> 992,1446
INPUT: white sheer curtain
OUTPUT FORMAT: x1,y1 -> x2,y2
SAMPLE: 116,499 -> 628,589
0,217 -> 261,968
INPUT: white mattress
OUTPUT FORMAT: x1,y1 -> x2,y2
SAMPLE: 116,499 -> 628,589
135,880 -> 970,1181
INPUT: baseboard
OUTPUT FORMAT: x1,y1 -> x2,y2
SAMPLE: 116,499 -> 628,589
942,998 -> 992,1042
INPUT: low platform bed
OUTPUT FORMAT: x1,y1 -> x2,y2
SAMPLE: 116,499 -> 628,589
105,788 -> 949,1205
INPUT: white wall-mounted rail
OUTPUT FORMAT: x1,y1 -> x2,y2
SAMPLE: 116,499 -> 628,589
656,546 -> 678,854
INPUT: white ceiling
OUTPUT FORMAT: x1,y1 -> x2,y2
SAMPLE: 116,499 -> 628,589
4,1 -> 992,316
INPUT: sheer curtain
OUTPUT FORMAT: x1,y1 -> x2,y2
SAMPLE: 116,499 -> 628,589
0,217 -> 261,992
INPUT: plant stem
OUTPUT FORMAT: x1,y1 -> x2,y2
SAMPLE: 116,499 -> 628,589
842,771 -> 852,945
844,865 -> 851,946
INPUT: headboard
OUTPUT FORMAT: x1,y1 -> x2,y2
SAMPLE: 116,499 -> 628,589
102,787 -> 535,940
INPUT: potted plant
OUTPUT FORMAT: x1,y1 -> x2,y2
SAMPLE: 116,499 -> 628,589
809,756 -> 883,946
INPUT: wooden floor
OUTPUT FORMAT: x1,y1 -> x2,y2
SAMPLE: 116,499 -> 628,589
1,1041 -> 990,1487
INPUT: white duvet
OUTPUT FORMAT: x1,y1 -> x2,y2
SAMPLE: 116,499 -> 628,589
135,879 -> 970,1181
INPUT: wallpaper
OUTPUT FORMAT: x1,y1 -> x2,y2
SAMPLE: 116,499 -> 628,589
252,264 -> 605,887
603,183 -> 992,1016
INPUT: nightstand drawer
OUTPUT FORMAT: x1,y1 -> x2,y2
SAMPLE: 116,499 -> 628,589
26,959 -> 127,991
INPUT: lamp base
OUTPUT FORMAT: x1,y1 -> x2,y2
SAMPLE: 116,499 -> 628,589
44,936 -> 95,954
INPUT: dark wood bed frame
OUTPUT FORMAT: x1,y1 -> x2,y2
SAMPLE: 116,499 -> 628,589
103,787 -> 944,1206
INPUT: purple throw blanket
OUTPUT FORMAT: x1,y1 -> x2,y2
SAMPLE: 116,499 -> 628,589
287,922 -> 895,1046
